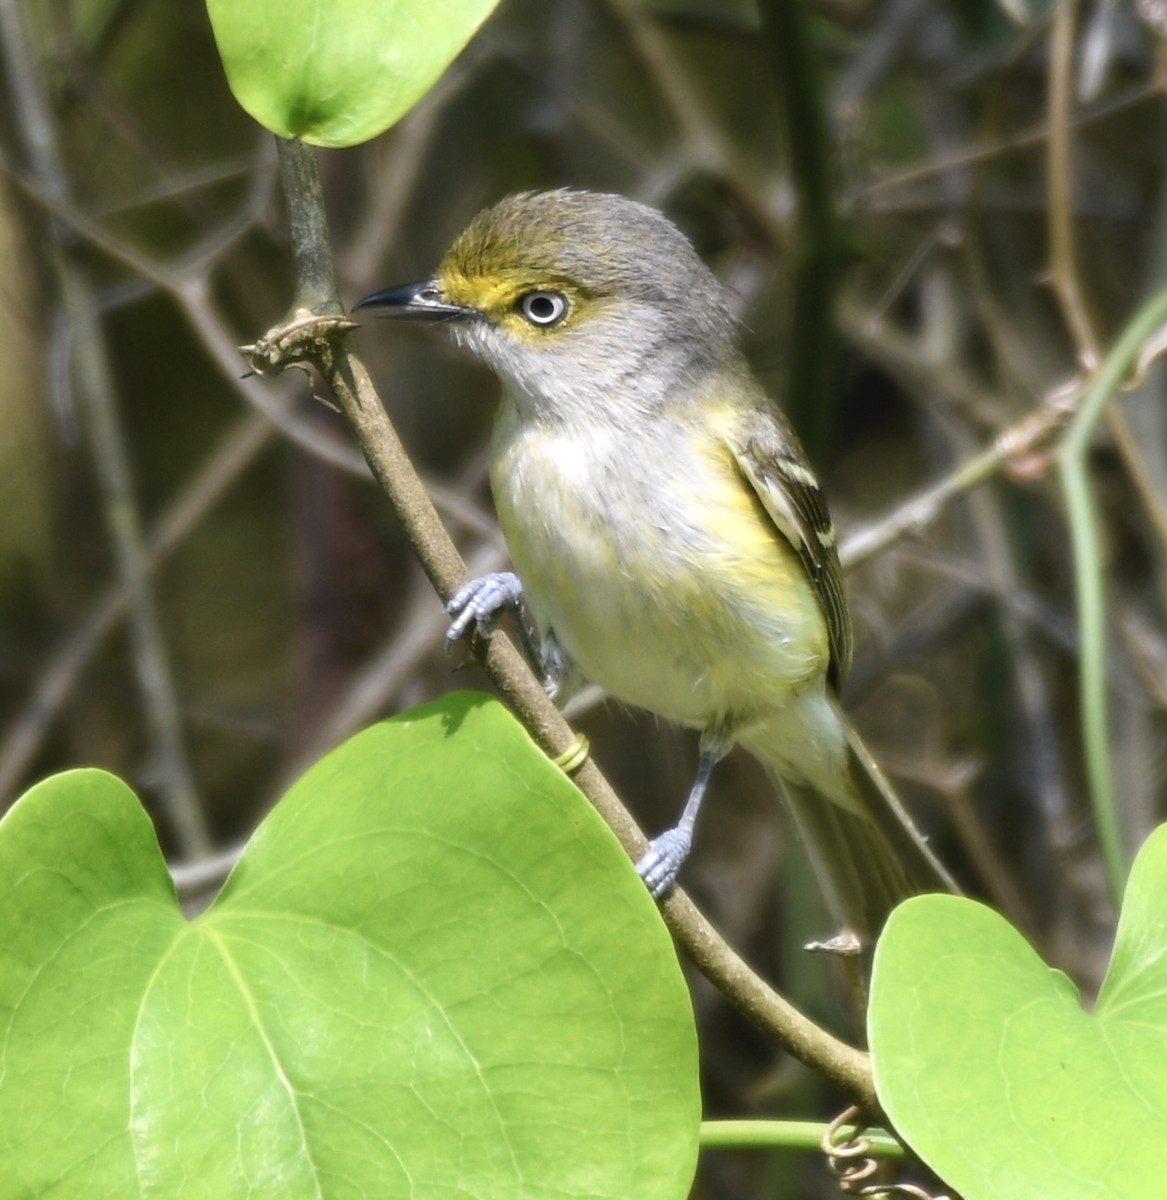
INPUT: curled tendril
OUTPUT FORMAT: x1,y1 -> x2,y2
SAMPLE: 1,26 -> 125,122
822,1106 -> 956,1200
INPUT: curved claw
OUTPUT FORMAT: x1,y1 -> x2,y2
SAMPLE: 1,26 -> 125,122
446,572 -> 524,649
635,828 -> 693,899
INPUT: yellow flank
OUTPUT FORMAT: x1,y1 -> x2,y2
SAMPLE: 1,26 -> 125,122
678,413 -> 828,680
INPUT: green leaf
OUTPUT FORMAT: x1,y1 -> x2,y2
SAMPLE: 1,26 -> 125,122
204,0 -> 499,147
869,826 -> 1167,1200
0,692 -> 699,1198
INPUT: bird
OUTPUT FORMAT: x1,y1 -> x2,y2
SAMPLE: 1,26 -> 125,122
356,189 -> 957,942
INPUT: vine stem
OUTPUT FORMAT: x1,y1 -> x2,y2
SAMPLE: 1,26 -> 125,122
1056,283 -> 1167,903
700,1118 -> 904,1157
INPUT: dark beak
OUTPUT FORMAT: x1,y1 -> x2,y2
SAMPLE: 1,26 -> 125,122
354,280 -> 472,322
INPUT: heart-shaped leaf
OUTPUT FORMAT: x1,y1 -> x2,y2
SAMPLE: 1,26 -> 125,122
205,0 -> 499,147
0,691 -> 699,1198
870,825 -> 1167,1200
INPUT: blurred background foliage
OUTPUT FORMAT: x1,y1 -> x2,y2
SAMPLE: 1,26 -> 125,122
2,0 -> 1167,1194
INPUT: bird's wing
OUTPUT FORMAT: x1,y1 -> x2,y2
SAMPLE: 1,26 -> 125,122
728,416 -> 853,688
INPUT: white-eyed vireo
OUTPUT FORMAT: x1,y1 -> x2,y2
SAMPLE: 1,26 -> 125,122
358,189 -> 956,940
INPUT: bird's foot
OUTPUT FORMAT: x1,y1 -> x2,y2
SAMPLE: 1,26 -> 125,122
636,827 -> 692,899
446,572 -> 523,650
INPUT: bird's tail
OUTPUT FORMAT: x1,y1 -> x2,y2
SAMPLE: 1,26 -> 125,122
747,703 -> 958,943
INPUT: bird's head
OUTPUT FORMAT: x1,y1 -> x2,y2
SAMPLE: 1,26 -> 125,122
356,190 -> 739,420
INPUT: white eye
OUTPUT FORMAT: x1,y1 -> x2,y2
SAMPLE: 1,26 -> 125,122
518,290 -> 569,327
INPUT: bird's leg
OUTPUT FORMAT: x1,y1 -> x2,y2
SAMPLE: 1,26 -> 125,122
637,740 -> 726,898
446,572 -> 569,698
535,629 -> 572,700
